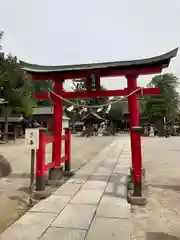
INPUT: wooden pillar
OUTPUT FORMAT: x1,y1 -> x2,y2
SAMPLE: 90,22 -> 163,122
52,79 -> 63,166
126,74 -> 142,196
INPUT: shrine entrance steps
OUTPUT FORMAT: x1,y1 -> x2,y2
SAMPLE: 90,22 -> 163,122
0,137 -> 132,240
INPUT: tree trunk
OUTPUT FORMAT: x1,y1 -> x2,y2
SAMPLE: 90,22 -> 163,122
154,116 -> 164,136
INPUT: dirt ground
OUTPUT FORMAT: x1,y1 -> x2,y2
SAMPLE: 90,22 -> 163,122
0,135 -> 115,234
132,136 -> 180,240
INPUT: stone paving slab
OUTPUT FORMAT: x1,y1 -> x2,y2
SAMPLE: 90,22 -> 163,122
0,137 -> 132,240
30,195 -> 71,214
67,177 -> 87,184
70,189 -> 104,205
40,227 -> 87,240
0,212 -> 57,240
51,203 -> 97,230
81,180 -> 107,190
106,180 -> 126,193
96,195 -> 130,219
86,217 -> 131,240
53,182 -> 83,196
89,173 -> 110,181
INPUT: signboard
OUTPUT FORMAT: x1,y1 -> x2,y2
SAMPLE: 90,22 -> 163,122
25,128 -> 39,149
87,72 -> 98,91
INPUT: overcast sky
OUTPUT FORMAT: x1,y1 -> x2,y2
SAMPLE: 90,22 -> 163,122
0,0 -> 180,90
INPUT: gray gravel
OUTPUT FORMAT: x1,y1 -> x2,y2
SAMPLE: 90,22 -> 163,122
132,136 -> 180,240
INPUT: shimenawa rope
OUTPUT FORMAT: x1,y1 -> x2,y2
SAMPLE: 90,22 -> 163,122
47,87 -> 143,109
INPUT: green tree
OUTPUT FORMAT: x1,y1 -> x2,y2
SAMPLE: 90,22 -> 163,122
0,32 -> 35,117
143,73 -> 180,134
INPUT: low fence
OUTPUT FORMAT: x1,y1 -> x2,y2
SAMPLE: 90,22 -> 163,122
35,128 -> 71,192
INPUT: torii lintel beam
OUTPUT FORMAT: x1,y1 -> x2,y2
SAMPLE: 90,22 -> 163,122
36,88 -> 160,100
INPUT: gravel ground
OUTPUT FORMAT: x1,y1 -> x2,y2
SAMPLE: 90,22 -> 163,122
0,135 -> 116,234
132,136 -> 180,240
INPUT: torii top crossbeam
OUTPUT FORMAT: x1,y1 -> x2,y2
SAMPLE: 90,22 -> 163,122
19,48 -> 178,99
20,48 -> 178,79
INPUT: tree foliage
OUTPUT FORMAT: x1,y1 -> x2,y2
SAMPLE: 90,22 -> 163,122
0,31 -> 3,50
143,73 -> 180,122
0,32 -> 35,117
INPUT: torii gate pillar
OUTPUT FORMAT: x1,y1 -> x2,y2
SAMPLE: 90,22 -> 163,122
52,79 -> 63,167
127,75 -> 142,197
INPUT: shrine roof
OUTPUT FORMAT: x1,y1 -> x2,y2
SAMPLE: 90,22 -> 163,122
20,48 -> 178,74
81,111 -> 104,122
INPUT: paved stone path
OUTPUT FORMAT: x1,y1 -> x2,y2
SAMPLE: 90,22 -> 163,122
0,137 -> 132,239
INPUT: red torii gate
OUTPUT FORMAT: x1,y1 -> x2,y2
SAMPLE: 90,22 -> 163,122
20,48 -> 178,202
